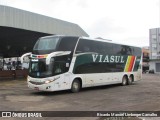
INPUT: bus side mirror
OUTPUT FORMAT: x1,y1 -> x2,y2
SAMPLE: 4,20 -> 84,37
21,52 -> 31,63
46,51 -> 71,65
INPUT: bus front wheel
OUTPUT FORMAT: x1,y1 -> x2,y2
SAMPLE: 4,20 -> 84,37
71,79 -> 81,93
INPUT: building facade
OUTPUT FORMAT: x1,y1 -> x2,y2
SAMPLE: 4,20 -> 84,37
0,5 -> 89,58
142,47 -> 149,72
149,28 -> 160,73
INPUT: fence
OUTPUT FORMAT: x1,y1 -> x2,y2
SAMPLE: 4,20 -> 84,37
0,69 -> 28,79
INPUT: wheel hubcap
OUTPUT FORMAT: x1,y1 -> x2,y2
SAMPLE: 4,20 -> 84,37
73,82 -> 78,90
123,77 -> 127,85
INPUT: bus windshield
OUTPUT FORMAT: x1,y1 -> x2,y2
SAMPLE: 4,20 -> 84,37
29,55 -> 70,78
33,37 -> 59,51
29,58 -> 53,78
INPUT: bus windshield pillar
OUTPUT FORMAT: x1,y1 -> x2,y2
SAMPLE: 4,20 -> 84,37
46,51 -> 71,65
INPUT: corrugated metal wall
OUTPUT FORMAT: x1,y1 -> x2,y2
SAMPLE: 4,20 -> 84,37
0,5 -> 89,37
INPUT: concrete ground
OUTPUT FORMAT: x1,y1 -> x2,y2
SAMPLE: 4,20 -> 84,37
0,74 -> 160,120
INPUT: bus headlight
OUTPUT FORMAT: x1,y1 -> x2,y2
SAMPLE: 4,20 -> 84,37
45,80 -> 54,84
45,76 -> 60,84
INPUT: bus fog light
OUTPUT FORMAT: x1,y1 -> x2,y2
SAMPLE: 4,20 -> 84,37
46,86 -> 51,89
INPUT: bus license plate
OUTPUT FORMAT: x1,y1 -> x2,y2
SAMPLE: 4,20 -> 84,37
34,87 -> 39,91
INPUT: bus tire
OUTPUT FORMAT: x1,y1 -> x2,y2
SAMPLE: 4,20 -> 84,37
122,75 -> 128,86
71,79 -> 81,93
128,75 -> 133,85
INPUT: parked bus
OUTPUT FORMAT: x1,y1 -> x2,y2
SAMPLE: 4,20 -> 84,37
21,35 -> 142,92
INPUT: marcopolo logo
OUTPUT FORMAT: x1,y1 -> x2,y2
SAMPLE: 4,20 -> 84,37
92,54 -> 125,63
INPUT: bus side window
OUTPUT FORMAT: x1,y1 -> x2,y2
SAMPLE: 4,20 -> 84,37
92,41 -> 101,54
54,63 -> 62,74
104,43 -> 113,55
119,45 -> 133,55
57,37 -> 78,52
134,47 -> 141,56
76,39 -> 90,53
52,55 -> 70,75
53,62 -> 65,75
113,44 -> 121,55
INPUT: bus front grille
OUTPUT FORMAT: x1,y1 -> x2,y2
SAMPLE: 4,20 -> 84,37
29,81 -> 44,85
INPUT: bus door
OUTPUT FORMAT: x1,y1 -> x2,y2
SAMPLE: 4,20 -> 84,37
63,72 -> 71,88
53,60 -> 70,89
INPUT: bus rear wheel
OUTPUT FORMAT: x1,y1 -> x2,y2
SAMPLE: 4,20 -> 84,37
71,79 -> 81,93
122,76 -> 128,86
128,75 -> 133,85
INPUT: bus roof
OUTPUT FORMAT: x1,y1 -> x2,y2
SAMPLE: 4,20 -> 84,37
40,35 -> 142,49
80,36 -> 142,48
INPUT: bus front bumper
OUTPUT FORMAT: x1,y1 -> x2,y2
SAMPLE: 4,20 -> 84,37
27,81 -> 55,92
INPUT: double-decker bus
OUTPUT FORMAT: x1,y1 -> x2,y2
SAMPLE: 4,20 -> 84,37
21,35 -> 142,92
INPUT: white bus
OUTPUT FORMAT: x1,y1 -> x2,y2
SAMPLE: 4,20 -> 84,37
21,35 -> 142,92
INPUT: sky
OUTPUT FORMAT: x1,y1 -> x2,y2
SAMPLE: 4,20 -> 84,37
0,0 -> 160,47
